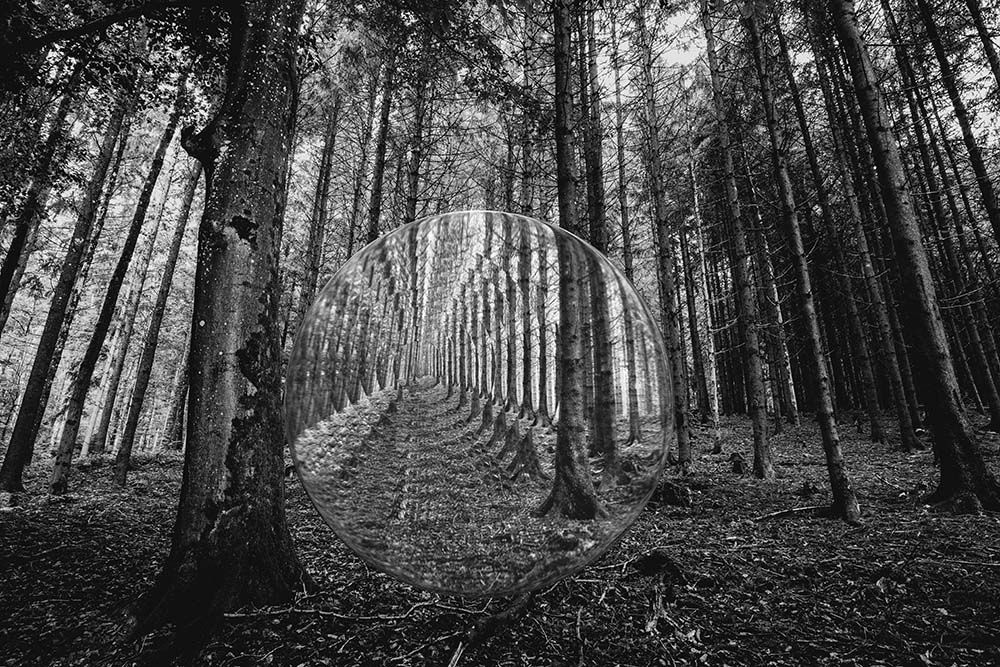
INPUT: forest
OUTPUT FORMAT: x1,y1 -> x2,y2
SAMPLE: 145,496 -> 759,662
1,0 -> 999,665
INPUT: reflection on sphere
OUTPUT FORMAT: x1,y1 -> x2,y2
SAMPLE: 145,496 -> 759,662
285,210 -> 672,597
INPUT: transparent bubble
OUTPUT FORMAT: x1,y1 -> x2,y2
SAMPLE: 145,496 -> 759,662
286,211 -> 673,597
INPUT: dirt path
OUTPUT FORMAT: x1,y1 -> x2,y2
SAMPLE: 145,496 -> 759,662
293,378 -> 638,595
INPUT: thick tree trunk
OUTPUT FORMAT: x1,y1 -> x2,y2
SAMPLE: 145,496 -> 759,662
125,1 -> 309,653
830,0 -> 1000,511
0,92 -> 128,494
702,1 -> 773,478
744,1 -> 860,523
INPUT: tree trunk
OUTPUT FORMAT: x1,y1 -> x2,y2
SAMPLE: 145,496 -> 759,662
701,1 -> 773,478
0,60 -> 84,343
578,6 -> 616,468
744,0 -> 860,522
366,53 -> 397,245
637,7 -> 690,468
297,95 -> 340,325
0,91 -> 128,494
403,66 -> 430,224
915,0 -> 1000,247
48,82 -> 185,495
808,12 -> 921,451
688,147 -> 720,448
964,0 -> 1000,105
536,0 -> 606,520
830,0 -> 1000,511
609,16 -> 633,281
775,10 -> 883,443
111,165 -> 201,485
125,1 -> 309,653
161,334 -> 190,451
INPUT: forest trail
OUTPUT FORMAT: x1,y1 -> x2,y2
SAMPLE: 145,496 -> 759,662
294,378 -> 644,596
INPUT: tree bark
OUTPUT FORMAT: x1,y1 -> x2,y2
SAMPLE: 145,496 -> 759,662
808,12 -> 922,451
125,0 -> 309,653
774,10 -> 883,443
0,59 -> 85,343
536,0 -> 606,520
915,0 -> 1000,247
161,334 -> 190,451
297,94 -> 340,324
366,53 -> 398,245
964,0 -> 1000,106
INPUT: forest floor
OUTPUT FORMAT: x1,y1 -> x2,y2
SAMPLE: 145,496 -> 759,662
1,414 -> 999,666
293,380 -> 660,596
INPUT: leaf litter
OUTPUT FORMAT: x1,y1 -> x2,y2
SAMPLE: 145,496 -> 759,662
0,414 -> 998,666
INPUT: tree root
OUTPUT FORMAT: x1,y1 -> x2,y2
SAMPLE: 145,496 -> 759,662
475,401 -> 494,436
485,410 -> 509,453
507,428 -> 548,481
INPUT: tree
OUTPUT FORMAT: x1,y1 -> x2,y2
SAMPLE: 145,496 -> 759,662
112,164 -> 202,486
829,0 -> 1000,511
0,87 -> 130,494
701,0 -> 773,479
48,77 -> 186,495
536,0 -> 606,520
123,0 -> 310,653
743,0 -> 860,522
635,5 -> 690,469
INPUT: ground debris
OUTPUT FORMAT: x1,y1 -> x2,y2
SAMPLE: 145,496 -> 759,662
0,416 -> 998,665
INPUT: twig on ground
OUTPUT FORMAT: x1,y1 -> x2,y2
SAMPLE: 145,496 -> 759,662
393,631 -> 464,662
752,505 -> 828,522
917,558 -> 1000,568
225,599 -> 437,621
446,640 -> 465,667
874,474 -> 905,491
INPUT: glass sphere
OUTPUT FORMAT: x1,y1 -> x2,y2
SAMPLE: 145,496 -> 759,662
285,210 -> 672,597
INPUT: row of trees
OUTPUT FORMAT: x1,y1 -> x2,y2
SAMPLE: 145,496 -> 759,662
287,210 -> 670,518
1,0 -> 1000,653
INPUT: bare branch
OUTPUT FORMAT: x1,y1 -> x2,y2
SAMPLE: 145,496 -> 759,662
9,0 -> 212,53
